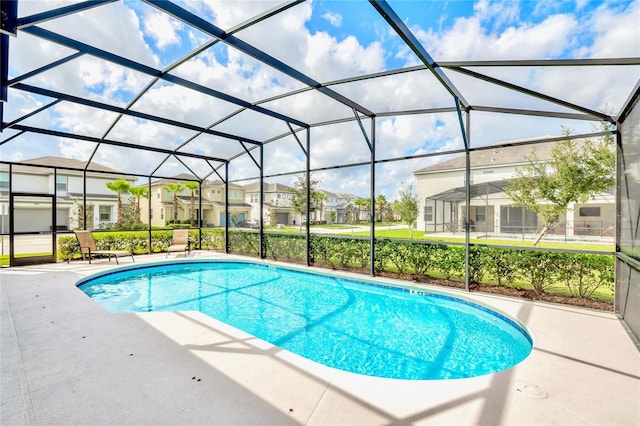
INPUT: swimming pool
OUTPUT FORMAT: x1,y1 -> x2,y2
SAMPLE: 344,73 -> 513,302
77,260 -> 532,380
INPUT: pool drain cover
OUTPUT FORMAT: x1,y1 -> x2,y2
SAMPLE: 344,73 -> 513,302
515,384 -> 548,399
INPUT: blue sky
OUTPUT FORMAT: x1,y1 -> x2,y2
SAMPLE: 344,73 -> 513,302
3,0 -> 639,198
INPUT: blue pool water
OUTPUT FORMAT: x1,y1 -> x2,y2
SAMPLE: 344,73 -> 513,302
77,260 -> 532,380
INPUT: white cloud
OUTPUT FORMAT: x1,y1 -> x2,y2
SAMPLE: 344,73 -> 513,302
142,9 -> 184,50
580,0 -> 640,57
34,2 -> 159,68
194,0 -> 283,30
413,13 -> 578,62
473,0 -> 520,28
323,12 -> 343,28
5,0 -> 638,200
58,139 -> 98,161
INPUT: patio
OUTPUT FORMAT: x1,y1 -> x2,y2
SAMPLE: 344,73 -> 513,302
2,252 -> 638,425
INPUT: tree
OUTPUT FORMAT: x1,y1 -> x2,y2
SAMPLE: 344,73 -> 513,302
383,202 -> 395,224
289,174 -> 319,230
105,179 -> 131,228
375,194 -> 387,222
313,191 -> 327,222
268,200 -> 278,227
504,126 -> 615,246
74,202 -> 93,230
129,186 -> 148,225
354,198 -> 367,223
394,181 -> 419,237
362,197 -> 371,221
165,183 -> 185,225
345,202 -> 356,228
184,181 -> 199,227
328,211 -> 336,224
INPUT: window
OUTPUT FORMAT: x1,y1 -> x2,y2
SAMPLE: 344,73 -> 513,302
475,206 -> 486,222
161,209 -> 164,220
579,207 -> 601,217
229,190 -> 242,200
56,175 -> 68,191
0,173 -> 8,190
424,205 -> 433,221
99,206 -> 111,221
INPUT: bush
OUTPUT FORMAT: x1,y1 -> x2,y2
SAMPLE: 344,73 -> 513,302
58,231 -> 614,303
59,229 -> 226,260
556,253 -> 614,298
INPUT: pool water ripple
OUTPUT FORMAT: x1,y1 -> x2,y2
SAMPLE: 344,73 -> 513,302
78,261 -> 532,380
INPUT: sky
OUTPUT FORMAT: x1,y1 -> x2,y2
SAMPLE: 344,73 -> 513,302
2,0 -> 639,199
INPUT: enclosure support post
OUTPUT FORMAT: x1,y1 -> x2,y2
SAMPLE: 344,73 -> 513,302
148,177 -> 152,254
83,170 -> 87,230
305,128 -> 311,267
198,180 -> 202,250
464,111 -> 471,292
224,162 -> 229,254
259,144 -> 264,259
456,99 -> 471,292
370,116 -> 376,276
52,169 -> 57,261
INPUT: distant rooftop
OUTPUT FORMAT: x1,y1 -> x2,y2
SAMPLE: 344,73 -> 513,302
414,138 -> 582,174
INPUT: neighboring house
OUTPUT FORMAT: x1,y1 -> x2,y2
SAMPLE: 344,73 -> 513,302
242,181 -> 365,225
321,190 -> 362,224
414,140 -> 615,239
139,175 -> 252,228
243,182 -> 294,225
0,156 -> 136,233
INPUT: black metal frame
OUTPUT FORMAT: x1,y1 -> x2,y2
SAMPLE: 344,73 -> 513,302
0,0 -> 638,281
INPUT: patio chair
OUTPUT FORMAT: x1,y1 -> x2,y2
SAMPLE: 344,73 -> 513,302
166,229 -> 190,258
68,230 -> 134,264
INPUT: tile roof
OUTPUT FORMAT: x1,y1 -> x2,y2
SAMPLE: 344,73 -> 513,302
414,138 -> 589,174
19,156 -> 124,173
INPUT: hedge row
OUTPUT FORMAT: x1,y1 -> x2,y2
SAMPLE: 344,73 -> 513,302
59,229 -> 226,260
59,230 -> 613,300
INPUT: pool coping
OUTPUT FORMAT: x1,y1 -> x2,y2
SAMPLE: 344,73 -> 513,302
2,251 -> 639,425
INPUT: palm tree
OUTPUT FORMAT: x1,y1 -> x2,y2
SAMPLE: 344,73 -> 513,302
129,186 -> 148,225
313,191 -> 327,222
165,183 -> 184,225
105,179 -> 131,228
354,198 -> 367,223
184,181 -> 199,227
375,194 -> 387,222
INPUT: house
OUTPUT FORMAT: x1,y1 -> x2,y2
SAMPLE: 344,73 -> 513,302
413,140 -> 615,239
320,190 -> 363,224
242,181 -> 365,226
0,156 -> 136,232
243,182 -> 294,225
139,176 -> 252,228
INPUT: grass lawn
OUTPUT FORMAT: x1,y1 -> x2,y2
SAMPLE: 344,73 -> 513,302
0,252 -> 53,266
346,228 -> 614,252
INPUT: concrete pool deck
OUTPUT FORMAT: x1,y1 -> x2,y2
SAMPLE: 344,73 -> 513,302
2,251 -> 639,425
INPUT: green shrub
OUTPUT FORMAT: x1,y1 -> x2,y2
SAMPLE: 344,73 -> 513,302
483,248 -> 520,286
515,251 -> 561,295
556,253 -> 614,298
58,231 -> 614,303
265,233 -> 306,262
